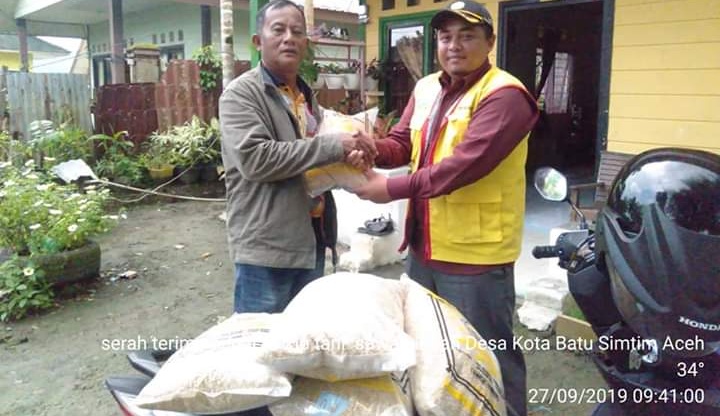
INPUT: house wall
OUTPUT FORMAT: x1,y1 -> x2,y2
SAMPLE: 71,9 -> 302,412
88,4 -> 361,65
607,0 -> 720,155
0,51 -> 33,71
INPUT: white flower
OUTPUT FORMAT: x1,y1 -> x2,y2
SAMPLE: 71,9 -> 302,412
43,157 -> 56,162
78,218 -> 86,223
85,185 -> 97,191
36,184 -> 50,191
49,209 -> 62,215
24,160 -> 35,167
33,200 -> 43,207
86,190 -> 97,195
120,213 -> 128,220
29,224 -> 41,230
44,203 -> 52,208
0,191 -> 5,198
66,193 -> 81,201
3,180 -> 15,187
67,224 -> 78,233
23,267 -> 34,276
0,161 -> 10,169
25,173 -> 39,180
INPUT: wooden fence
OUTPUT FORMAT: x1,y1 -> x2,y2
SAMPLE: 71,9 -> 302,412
1,68 -> 92,141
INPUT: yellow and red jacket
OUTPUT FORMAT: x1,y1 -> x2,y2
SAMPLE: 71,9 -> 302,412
408,67 -> 530,265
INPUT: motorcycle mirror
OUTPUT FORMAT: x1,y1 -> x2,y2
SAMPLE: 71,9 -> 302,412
534,167 -> 568,202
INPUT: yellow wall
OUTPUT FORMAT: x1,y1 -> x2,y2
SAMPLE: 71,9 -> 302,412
0,51 -> 33,71
608,0 -> 720,155
364,0 -> 502,63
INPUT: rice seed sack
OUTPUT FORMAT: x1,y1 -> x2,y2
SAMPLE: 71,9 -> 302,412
402,276 -> 506,416
259,272 -> 416,381
269,373 -> 413,416
136,313 -> 292,414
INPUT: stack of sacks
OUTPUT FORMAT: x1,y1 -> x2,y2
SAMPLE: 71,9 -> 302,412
260,272 -> 416,415
304,110 -> 370,197
134,272 -> 507,416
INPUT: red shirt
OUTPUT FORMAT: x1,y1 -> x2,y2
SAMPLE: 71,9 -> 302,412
375,61 -> 539,275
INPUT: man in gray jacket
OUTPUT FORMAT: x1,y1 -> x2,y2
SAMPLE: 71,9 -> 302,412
220,0 -> 374,313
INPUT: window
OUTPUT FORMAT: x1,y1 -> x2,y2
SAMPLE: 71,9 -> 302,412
169,31 -> 174,42
129,38 -> 134,46
152,34 -> 157,44
380,12 -> 437,114
160,33 -> 166,43
535,49 -> 573,114
407,0 -> 419,5
382,0 -> 395,10
178,30 -> 184,41
160,45 -> 185,71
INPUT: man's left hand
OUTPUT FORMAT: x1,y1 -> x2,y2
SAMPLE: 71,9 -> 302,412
353,170 -> 392,203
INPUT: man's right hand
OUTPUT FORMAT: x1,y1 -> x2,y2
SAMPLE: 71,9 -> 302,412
341,130 -> 377,165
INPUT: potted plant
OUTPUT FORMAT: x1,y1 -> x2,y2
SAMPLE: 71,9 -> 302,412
365,58 -> 383,91
150,116 -> 220,184
343,60 -> 361,90
320,63 -> 345,90
0,160 -> 119,288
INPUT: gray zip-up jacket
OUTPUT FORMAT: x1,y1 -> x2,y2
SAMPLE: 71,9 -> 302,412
219,66 -> 344,268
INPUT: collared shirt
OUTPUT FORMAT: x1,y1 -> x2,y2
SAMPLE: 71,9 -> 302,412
261,63 -> 324,217
375,61 -> 539,274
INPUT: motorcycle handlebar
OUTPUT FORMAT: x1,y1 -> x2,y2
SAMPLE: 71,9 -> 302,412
532,245 -> 561,259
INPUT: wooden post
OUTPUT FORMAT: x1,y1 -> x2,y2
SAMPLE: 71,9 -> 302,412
201,5 -> 212,47
249,0 -> 269,68
109,0 -> 126,84
304,0 -> 314,33
16,19 -> 29,72
220,0 -> 235,88
0,66 -> 7,133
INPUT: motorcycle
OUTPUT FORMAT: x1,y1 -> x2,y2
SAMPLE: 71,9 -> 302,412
532,164 -> 720,416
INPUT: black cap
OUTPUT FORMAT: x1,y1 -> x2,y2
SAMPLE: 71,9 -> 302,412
430,1 -> 493,30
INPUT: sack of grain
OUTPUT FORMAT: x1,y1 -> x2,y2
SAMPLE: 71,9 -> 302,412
136,313 -> 291,414
269,373 -> 413,416
402,276 -> 507,416
304,110 -> 369,197
258,272 -> 415,381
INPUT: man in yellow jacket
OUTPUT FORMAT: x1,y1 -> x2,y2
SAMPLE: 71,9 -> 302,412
351,2 -> 539,415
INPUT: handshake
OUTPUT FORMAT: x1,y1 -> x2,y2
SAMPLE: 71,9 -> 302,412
340,130 -> 377,172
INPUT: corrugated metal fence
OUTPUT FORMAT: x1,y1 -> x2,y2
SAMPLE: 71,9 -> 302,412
2,69 -> 91,140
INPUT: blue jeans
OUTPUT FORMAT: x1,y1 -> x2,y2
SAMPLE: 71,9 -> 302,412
233,246 -> 325,313
406,254 -> 527,416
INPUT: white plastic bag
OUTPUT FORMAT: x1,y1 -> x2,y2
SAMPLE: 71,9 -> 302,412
135,313 -> 292,414
258,272 -> 416,381
304,110 -> 369,197
402,276 -> 507,416
268,373 -> 413,416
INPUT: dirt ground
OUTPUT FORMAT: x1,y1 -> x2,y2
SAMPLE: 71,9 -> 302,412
0,198 -> 606,416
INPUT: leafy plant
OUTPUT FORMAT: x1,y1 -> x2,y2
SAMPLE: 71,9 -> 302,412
0,130 -> 32,166
299,43 -> 320,84
28,121 -> 93,167
192,46 -> 222,93
365,58 -> 384,81
0,161 -> 116,255
0,257 -> 53,322
91,131 -> 146,185
149,117 -> 220,167
320,63 -> 344,75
